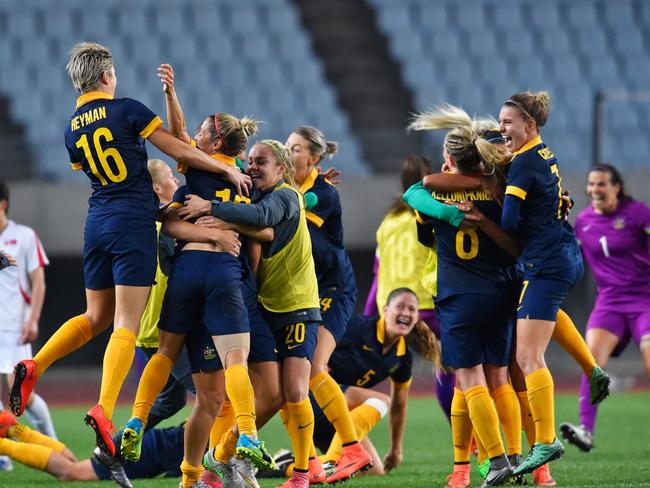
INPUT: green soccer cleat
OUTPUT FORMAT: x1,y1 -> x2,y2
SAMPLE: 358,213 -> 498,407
236,433 -> 276,471
513,439 -> 564,476
477,458 -> 490,480
120,417 -> 145,462
589,366 -> 611,405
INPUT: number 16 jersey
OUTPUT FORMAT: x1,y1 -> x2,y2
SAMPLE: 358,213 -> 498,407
64,91 -> 163,225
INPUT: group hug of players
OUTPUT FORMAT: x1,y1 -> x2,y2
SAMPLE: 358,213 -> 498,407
1,41 -> 631,488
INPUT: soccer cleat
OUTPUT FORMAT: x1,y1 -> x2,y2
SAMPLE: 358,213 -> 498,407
513,439 -> 564,476
0,410 -> 18,438
256,449 -> 294,479
559,422 -> 594,452
532,463 -> 556,486
93,446 -> 133,488
445,464 -> 470,488
325,442 -> 373,484
120,417 -> 145,461
308,456 -> 327,485
507,455 -> 527,485
477,458 -> 490,479
203,448 -> 247,488
200,469 -> 225,488
178,482 -> 217,488
9,360 -> 37,417
236,433 -> 276,471
478,465 -> 513,487
85,404 -> 117,456
276,471 -> 309,488
232,456 -> 261,488
0,455 -> 13,472
589,366 -> 611,405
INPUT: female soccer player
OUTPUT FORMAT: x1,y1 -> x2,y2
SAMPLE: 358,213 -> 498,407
407,106 -> 520,487
560,164 -> 650,452
497,91 -> 584,475
119,65 -> 273,488
364,155 -> 456,421
181,140 -> 321,488
9,42 -> 251,457
286,126 -> 372,483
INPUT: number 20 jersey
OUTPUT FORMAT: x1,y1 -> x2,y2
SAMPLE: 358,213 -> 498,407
64,92 -> 163,223
420,189 -> 517,301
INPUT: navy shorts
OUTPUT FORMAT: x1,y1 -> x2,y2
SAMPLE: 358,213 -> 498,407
270,320 -> 319,362
309,385 -> 349,453
83,217 -> 157,289
242,274 -> 277,363
92,425 -> 184,480
320,289 -> 356,343
437,291 -> 516,369
158,251 -> 248,337
517,262 -> 583,321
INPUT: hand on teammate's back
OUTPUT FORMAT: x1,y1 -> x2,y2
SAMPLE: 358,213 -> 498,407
178,194 -> 212,220
318,166 -> 342,185
213,230 -> 241,258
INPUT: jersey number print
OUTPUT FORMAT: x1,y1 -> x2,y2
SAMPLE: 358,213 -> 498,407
75,128 -> 127,185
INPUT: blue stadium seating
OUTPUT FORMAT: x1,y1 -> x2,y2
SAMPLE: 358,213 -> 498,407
368,0 -> 650,168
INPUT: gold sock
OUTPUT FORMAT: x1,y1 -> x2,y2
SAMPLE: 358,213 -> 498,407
324,401 -> 382,461
310,442 -> 318,458
491,384 -> 522,456
310,371 -> 357,445
516,391 -> 535,448
33,314 -> 93,377
9,423 -> 65,453
286,398 -> 314,471
474,429 -> 488,465
464,385 -> 505,459
210,401 -> 235,449
224,365 -> 257,437
98,328 -> 136,420
553,309 -> 597,376
525,368 -> 556,444
214,430 -> 238,464
451,388 -> 473,464
180,458 -> 203,488
0,438 -> 52,471
132,352 -> 174,422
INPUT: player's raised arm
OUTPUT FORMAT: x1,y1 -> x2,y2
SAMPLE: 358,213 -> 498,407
158,63 -> 191,144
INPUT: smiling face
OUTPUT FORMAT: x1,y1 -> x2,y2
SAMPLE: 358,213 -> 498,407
587,170 -> 619,214
248,144 -> 286,191
498,105 -> 537,153
383,291 -> 419,337
286,132 -> 319,185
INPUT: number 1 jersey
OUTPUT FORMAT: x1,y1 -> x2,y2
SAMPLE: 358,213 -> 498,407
64,92 -> 163,223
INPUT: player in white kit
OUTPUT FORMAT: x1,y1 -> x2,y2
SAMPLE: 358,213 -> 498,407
0,179 -> 57,464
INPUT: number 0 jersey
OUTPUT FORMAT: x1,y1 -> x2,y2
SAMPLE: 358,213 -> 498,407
64,92 -> 162,223
419,189 -> 517,301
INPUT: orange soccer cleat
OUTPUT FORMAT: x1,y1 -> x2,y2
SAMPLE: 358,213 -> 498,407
276,471 -> 309,488
325,442 -> 373,484
85,404 -> 117,456
9,360 -> 37,417
0,410 -> 18,438
308,456 -> 327,485
532,463 -> 557,486
444,464 -> 470,488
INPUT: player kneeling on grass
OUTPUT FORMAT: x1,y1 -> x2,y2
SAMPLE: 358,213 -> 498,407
0,408 -> 190,488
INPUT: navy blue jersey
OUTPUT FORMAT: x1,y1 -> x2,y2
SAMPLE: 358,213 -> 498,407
64,92 -> 162,224
422,188 -> 517,301
171,149 -> 260,272
328,314 -> 412,388
503,136 -> 582,274
299,169 -> 356,294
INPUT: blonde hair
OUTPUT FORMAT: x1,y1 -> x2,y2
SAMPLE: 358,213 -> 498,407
293,126 -> 339,161
257,139 -> 297,188
147,159 -> 169,184
408,104 -> 509,174
208,114 -> 259,157
66,42 -> 113,93
504,91 -> 551,128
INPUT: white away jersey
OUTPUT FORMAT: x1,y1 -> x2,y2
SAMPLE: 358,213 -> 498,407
0,220 -> 49,331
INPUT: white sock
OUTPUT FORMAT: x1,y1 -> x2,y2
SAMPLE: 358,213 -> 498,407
24,393 -> 57,439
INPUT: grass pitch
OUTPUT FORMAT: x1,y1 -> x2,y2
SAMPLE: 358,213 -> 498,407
2,393 -> 649,487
